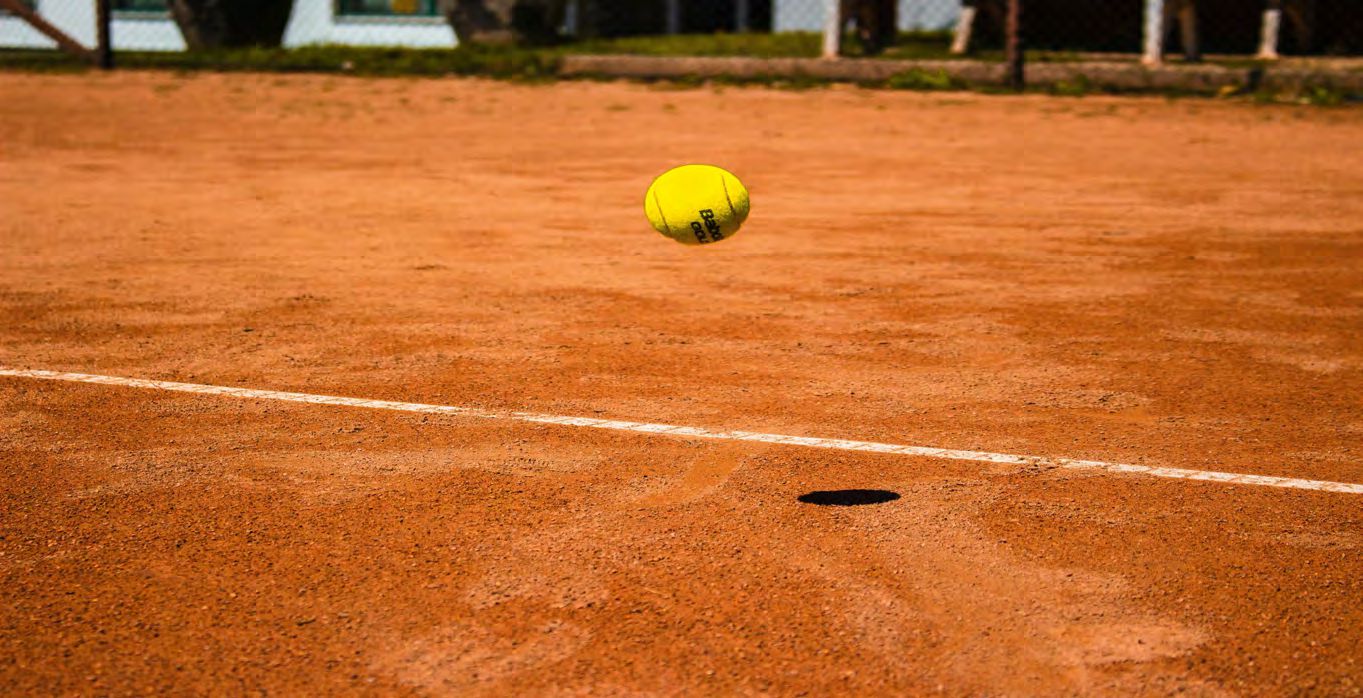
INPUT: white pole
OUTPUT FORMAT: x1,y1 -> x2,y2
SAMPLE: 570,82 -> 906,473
665,0 -> 681,35
950,5 -> 978,55
735,0 -> 750,32
1142,0 -> 1165,66
822,0 -> 841,59
1257,8 -> 1282,59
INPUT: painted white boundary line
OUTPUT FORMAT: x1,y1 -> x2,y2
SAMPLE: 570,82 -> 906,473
3,366 -> 1361,495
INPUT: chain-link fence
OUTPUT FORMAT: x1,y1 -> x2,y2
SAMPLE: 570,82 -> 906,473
2,1 -> 1361,62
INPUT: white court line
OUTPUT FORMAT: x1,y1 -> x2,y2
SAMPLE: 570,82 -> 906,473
2,366 -> 1361,495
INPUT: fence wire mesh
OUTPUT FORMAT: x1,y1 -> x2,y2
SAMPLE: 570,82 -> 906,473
2,1 -> 1361,60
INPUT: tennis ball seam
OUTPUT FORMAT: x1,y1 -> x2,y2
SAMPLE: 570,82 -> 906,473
651,187 -> 671,236
719,173 -> 736,221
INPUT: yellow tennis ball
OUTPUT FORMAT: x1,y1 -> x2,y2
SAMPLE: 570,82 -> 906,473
644,164 -> 750,246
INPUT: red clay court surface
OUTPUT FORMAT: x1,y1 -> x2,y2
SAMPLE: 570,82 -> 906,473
2,72 -> 1362,695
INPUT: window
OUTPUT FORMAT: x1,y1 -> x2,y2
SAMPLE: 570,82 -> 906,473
337,0 -> 440,18
112,0 -> 169,14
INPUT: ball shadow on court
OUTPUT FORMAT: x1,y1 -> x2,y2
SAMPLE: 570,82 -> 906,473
797,489 -> 901,507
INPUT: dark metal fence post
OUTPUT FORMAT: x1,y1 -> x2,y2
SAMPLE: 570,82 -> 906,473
1005,0 -> 1023,90
96,0 -> 113,69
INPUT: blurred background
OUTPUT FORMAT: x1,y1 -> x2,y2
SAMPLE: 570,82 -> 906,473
2,1 -> 1361,64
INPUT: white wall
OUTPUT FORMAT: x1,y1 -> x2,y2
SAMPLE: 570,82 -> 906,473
0,0 -> 457,51
109,16 -> 187,51
0,11 -> 188,52
283,0 -> 457,48
0,0 -> 95,49
775,0 -> 962,33
0,16 -> 54,48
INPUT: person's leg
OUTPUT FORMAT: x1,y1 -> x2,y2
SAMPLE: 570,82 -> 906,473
1258,0 -> 1283,59
950,1 -> 980,54
1177,0 -> 1201,62
1283,0 -> 1316,54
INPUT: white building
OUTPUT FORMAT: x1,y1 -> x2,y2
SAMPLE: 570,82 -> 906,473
0,0 -> 458,52
774,0 -> 962,33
